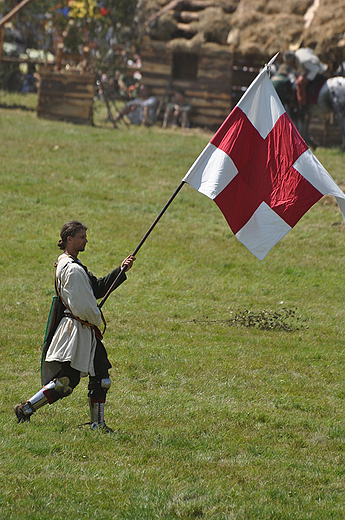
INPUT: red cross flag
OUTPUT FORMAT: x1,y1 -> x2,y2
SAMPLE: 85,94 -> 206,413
183,59 -> 345,260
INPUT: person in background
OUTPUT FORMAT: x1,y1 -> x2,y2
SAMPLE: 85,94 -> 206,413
114,84 -> 157,126
163,90 -> 192,129
117,70 -> 141,100
293,48 -> 328,108
270,54 -> 297,118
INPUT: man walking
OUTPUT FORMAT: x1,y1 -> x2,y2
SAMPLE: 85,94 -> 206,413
14,221 -> 135,432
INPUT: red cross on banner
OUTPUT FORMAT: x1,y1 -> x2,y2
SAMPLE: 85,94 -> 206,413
212,108 -> 323,234
183,60 -> 345,260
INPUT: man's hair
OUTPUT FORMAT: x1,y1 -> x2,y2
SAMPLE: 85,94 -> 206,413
58,221 -> 87,250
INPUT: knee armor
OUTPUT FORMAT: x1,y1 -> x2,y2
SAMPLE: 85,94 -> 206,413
30,377 -> 72,410
88,376 -> 111,401
14,377 -> 72,422
101,377 -> 111,390
88,378 -> 112,431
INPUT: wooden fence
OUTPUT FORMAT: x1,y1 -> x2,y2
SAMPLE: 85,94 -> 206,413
37,70 -> 96,125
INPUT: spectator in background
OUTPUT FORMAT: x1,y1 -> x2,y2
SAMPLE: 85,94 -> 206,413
270,57 -> 297,117
127,53 -> 142,70
22,63 -> 38,93
117,70 -> 141,100
293,48 -> 328,107
163,90 -> 192,129
113,84 -> 157,127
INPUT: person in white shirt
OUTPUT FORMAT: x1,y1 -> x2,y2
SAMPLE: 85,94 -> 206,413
294,48 -> 328,107
114,84 -> 157,126
15,221 -> 135,432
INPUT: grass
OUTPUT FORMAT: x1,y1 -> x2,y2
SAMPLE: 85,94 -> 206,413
1,92 -> 345,519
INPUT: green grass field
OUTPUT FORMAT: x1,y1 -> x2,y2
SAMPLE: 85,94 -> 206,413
1,92 -> 345,519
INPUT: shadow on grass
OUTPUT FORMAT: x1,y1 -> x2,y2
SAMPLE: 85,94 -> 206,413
0,103 -> 35,111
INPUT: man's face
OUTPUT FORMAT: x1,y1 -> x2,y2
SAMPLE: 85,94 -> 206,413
70,230 -> 88,253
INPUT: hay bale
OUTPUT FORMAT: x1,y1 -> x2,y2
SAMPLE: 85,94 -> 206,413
227,8 -> 304,56
234,0 -> 313,16
146,3 -> 232,44
137,0 -> 345,62
300,0 -> 345,60
155,12 -> 178,40
197,7 -> 233,44
168,33 -> 205,53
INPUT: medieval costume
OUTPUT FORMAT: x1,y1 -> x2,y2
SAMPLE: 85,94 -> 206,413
15,253 -> 127,432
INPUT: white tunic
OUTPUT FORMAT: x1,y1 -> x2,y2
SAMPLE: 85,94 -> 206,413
295,48 -> 328,81
44,254 -> 102,378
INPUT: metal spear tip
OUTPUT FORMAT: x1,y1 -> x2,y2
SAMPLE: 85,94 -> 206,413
266,52 -> 280,68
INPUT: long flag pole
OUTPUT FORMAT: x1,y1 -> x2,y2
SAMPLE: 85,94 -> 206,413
98,180 -> 186,309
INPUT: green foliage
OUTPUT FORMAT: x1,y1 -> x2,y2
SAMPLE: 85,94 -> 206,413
192,307 -> 307,331
1,0 -> 138,66
1,96 -> 345,519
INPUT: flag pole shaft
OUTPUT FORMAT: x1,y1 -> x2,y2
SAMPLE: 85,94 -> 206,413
98,181 -> 186,309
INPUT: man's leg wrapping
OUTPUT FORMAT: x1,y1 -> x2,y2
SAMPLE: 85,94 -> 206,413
14,378 -> 72,422
88,376 -> 111,430
14,363 -> 80,423
88,339 -> 113,431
